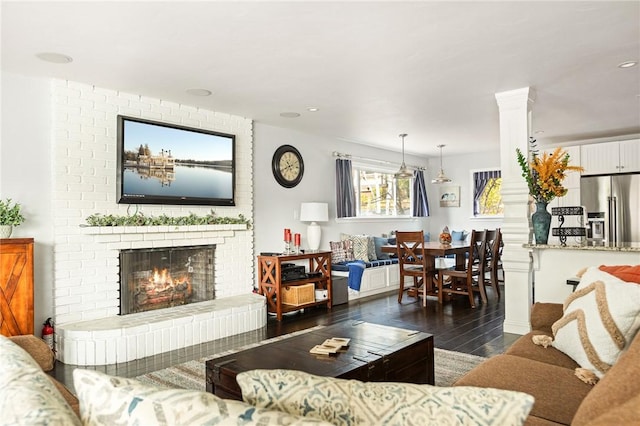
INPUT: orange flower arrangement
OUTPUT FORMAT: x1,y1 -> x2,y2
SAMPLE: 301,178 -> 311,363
516,145 -> 583,203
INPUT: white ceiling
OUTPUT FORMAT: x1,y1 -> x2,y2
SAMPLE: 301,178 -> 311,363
2,1 -> 639,157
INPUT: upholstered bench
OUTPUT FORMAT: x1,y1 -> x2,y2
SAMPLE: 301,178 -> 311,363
331,259 -> 400,301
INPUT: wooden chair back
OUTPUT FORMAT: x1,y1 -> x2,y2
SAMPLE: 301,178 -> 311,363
395,231 -> 428,304
396,231 -> 426,270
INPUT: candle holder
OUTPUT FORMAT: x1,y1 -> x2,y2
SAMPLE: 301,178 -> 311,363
294,233 -> 301,254
284,240 -> 291,255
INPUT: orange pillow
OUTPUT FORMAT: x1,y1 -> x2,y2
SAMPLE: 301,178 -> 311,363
598,265 -> 640,284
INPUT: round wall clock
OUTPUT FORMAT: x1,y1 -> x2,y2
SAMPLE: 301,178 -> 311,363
272,145 -> 304,188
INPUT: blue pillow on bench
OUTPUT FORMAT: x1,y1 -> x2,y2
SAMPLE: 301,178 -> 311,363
374,236 -> 391,260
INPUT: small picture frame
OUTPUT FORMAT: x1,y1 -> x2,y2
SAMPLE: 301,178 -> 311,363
439,185 -> 460,207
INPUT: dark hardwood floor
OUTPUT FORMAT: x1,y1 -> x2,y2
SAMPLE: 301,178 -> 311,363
50,287 -> 520,394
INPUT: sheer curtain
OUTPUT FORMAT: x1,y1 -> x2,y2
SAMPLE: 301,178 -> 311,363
335,159 -> 356,218
473,170 -> 501,216
412,170 -> 430,217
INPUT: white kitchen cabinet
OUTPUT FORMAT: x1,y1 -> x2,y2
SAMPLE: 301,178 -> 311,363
581,139 -> 640,175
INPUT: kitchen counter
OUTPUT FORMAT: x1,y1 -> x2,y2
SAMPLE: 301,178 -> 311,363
524,242 -> 640,252
525,242 -> 640,304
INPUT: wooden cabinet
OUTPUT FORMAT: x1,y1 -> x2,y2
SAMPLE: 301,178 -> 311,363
581,139 -> 640,175
257,251 -> 332,321
0,238 -> 34,336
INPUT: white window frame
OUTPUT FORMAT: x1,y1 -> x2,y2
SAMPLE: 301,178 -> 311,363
470,168 -> 504,220
338,160 -> 416,222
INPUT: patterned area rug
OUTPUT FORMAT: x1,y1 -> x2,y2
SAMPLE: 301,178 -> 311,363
136,327 -> 487,390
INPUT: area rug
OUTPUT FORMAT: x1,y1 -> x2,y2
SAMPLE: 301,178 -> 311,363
136,329 -> 487,389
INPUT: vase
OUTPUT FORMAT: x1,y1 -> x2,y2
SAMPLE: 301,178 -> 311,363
532,201 -> 551,244
0,225 -> 12,238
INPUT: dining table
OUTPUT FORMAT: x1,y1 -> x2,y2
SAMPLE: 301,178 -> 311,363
381,241 -> 471,302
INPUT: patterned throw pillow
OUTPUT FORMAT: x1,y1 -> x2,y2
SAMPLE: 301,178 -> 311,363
342,233 -> 371,262
0,335 -> 81,426
237,369 -> 534,426
73,369 -> 331,426
552,266 -> 640,378
330,240 -> 355,264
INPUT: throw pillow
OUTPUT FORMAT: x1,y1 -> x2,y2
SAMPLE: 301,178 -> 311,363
330,240 -> 355,264
0,335 -> 81,426
551,266 -> 640,378
73,369 -> 331,426
237,369 -> 535,426
342,233 -> 371,262
598,264 -> 640,284
451,230 -> 468,242
373,236 -> 391,260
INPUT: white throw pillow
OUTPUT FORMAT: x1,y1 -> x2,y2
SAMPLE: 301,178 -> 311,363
0,335 -> 81,426
73,369 -> 330,426
237,369 -> 535,426
552,266 -> 640,378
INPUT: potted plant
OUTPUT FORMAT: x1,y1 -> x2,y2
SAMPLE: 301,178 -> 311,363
0,198 -> 25,238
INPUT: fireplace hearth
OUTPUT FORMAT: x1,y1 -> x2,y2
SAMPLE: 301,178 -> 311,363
119,245 -> 215,315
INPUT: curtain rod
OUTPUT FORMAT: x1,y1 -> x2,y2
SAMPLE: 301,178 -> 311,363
332,151 -> 425,171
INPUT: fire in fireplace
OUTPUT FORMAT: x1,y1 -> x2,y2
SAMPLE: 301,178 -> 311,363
119,245 -> 215,315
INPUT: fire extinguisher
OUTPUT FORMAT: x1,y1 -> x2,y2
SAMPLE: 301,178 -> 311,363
42,318 -> 54,350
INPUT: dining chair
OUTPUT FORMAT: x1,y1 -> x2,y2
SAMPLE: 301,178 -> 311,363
483,228 -> 502,298
395,231 -> 430,305
436,229 -> 487,308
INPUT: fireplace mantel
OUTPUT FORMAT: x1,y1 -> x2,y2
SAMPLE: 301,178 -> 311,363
81,223 -> 248,236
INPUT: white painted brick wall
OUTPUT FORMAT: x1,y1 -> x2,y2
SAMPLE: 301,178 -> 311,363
52,80 -> 255,327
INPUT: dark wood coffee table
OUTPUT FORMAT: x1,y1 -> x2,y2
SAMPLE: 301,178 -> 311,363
206,321 -> 434,400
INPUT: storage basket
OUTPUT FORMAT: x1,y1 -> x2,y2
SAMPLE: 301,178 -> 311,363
282,283 -> 315,306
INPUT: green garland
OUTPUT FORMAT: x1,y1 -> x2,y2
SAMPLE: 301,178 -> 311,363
85,210 -> 251,228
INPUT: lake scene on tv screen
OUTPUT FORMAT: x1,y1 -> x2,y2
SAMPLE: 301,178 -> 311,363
121,120 -> 233,200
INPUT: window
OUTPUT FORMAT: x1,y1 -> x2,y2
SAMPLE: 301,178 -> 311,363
352,163 -> 413,218
472,169 -> 503,217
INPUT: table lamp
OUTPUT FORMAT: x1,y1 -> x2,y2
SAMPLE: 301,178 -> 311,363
300,202 -> 329,252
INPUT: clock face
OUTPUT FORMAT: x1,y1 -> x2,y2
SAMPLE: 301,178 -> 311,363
272,145 -> 304,188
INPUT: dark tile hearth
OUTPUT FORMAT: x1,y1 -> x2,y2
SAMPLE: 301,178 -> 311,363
49,287 -> 518,394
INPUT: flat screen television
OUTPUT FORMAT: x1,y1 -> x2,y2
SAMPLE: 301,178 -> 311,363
116,115 -> 236,206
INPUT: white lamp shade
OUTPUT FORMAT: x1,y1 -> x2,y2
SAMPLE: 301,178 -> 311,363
300,202 -> 328,251
300,202 -> 329,222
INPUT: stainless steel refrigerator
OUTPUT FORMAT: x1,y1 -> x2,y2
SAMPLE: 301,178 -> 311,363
580,174 -> 640,245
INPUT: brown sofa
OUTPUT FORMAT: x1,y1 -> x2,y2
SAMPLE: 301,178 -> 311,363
454,302 -> 640,425
8,335 -> 80,417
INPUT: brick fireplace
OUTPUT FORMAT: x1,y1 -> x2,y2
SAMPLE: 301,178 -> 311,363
51,81 -> 263,366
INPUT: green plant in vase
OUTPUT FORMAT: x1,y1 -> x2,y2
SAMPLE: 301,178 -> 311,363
0,198 -> 25,238
516,141 -> 583,244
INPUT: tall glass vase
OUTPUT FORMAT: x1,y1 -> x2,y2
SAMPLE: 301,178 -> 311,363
532,201 -> 551,244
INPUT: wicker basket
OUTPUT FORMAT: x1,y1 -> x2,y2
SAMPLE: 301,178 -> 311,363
282,283 -> 315,306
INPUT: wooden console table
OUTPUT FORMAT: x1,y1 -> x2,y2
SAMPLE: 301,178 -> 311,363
0,238 -> 34,336
257,251 -> 332,320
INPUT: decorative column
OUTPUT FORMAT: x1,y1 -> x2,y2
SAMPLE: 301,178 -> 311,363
495,87 -> 535,335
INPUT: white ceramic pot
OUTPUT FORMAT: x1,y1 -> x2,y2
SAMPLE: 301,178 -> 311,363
0,225 -> 13,238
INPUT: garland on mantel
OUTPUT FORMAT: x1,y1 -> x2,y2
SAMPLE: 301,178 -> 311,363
84,211 -> 251,228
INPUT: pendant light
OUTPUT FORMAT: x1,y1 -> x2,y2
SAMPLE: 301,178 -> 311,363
394,133 -> 413,178
431,144 -> 452,184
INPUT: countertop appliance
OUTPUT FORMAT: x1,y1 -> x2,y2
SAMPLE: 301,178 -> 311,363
580,173 -> 640,245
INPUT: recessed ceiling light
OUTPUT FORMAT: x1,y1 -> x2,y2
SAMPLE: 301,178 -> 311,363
534,130 -> 545,135
36,52 -> 73,64
186,88 -> 212,96
307,107 -> 319,112
618,61 -> 638,69
280,112 -> 300,118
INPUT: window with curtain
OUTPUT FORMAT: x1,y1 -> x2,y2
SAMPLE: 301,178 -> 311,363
336,160 -> 429,218
472,169 -> 503,217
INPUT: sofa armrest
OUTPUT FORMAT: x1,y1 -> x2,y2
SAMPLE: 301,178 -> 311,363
9,335 -> 55,372
530,302 -> 563,333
